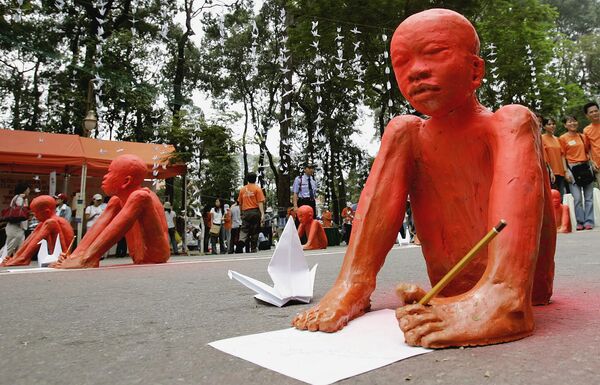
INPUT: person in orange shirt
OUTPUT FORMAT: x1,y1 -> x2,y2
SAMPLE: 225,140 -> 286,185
236,172 -> 265,253
223,203 -> 232,252
583,101 -> 600,186
341,202 -> 354,245
559,115 -> 594,230
541,117 -> 567,198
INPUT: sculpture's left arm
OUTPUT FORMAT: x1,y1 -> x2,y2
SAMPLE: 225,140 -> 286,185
484,106 -> 544,291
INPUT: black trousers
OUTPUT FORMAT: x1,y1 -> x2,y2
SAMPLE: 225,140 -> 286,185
297,197 -> 316,215
237,208 -> 261,253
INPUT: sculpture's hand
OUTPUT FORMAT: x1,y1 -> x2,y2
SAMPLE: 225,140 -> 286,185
396,283 -> 427,305
550,170 -> 556,184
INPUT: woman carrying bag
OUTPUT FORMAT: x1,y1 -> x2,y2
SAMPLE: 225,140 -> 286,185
3,183 -> 30,257
559,115 -> 595,230
209,198 -> 226,255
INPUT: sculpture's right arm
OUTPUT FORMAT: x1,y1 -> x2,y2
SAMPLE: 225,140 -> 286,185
76,197 -> 122,250
335,116 -> 419,284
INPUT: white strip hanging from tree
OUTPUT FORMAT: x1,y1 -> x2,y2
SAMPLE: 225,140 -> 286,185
350,27 -> 364,99
311,21 -> 324,132
485,43 -> 504,109
382,33 -> 394,119
93,0 -> 108,133
525,44 -> 542,111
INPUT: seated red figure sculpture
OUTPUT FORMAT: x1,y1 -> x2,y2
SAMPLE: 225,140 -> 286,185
52,154 -> 170,269
297,205 -> 328,250
293,8 -> 556,348
551,189 -> 571,233
1,195 -> 74,266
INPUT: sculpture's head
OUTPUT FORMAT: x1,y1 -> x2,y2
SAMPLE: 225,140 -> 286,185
297,205 -> 314,224
391,8 -> 484,117
551,189 -> 561,207
30,195 -> 57,222
102,154 -> 147,196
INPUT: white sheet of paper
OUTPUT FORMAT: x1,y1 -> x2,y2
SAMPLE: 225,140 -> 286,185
37,234 -> 62,267
228,217 -> 318,307
209,309 -> 431,385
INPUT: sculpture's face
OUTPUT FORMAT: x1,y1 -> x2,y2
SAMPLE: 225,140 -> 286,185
551,190 -> 561,208
297,206 -> 314,224
391,12 -> 483,117
33,207 -> 53,222
102,162 -> 125,196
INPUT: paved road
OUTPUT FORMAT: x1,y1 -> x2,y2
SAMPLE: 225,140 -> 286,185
1,231 -> 599,385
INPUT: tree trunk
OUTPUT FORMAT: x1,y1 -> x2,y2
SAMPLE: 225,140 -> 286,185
242,98 -> 249,179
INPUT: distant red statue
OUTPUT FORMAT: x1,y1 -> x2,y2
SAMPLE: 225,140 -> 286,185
297,205 -> 328,250
52,154 -> 170,268
293,8 -> 556,348
321,210 -> 333,228
1,195 -> 74,266
551,189 -> 571,233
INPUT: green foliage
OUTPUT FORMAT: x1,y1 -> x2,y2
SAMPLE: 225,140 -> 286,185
197,123 -> 240,203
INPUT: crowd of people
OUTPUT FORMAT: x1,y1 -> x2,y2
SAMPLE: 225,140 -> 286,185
540,101 -> 600,230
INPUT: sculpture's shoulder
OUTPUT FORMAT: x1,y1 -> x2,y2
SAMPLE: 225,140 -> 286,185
492,105 -> 538,134
388,114 -> 423,132
384,115 -> 423,144
130,187 -> 154,198
55,216 -> 71,227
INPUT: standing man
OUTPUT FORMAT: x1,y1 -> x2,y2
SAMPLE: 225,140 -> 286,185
341,201 -> 354,245
55,193 -> 72,222
293,164 -> 318,216
228,201 -> 241,254
84,193 -> 104,232
583,101 -> 600,186
237,172 -> 265,253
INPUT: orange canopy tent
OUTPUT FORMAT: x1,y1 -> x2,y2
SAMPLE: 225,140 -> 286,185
0,129 -> 185,178
0,129 -> 187,243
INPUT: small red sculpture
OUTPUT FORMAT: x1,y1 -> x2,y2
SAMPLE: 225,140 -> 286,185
297,205 -> 328,250
293,8 -> 556,348
551,189 -> 571,233
52,154 -> 170,268
1,195 -> 74,266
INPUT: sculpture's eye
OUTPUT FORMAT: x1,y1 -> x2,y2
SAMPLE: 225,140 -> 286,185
424,46 -> 449,56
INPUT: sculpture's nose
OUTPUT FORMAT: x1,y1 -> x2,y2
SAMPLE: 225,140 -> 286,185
407,60 -> 432,82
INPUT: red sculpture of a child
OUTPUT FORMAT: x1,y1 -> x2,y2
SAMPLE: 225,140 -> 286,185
297,205 -> 328,250
293,8 -> 556,348
52,154 -> 170,268
1,195 -> 74,266
551,189 -> 571,233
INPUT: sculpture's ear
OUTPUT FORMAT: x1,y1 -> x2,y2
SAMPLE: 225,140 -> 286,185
121,175 -> 133,190
471,55 -> 485,90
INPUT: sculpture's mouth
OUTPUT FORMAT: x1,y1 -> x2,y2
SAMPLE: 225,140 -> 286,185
410,83 -> 441,97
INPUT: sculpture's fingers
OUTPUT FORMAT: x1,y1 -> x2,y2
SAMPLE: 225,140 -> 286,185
396,283 -> 427,305
404,321 -> 443,347
396,304 -> 428,319
419,329 -> 454,349
398,312 -> 441,333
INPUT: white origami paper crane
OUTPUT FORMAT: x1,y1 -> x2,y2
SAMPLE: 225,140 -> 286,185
228,217 -> 318,307
37,234 -> 62,267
